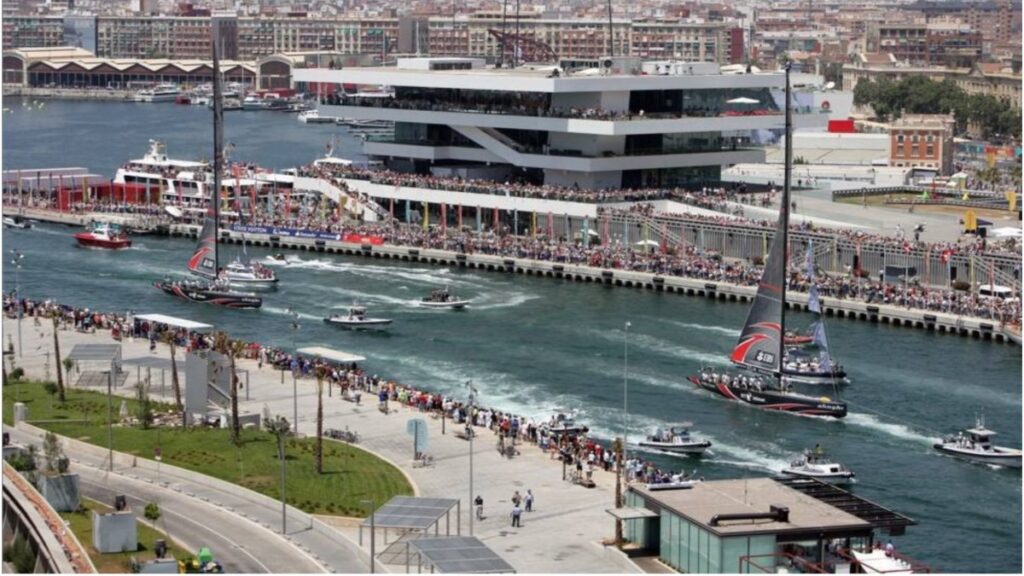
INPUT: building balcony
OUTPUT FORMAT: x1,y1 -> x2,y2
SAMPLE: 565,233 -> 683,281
321,102 -> 826,136
362,135 -> 765,172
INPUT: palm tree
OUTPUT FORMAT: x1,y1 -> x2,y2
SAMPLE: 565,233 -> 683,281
160,331 -> 185,426
314,362 -> 327,474
49,311 -> 66,402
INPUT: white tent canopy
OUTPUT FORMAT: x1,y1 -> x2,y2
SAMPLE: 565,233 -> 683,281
989,227 -> 1022,238
726,96 -> 760,104
134,313 -> 213,333
297,346 -> 366,364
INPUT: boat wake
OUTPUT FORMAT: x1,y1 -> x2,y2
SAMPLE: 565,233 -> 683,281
468,292 -> 539,311
661,320 -> 740,338
592,329 -> 731,367
286,257 -> 484,289
844,412 -> 936,446
262,305 -> 322,322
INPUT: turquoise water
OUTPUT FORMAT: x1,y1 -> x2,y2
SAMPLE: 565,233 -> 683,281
3,99 -> 1022,572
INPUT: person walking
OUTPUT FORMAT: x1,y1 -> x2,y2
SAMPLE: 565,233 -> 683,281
524,490 -> 534,512
511,490 -> 522,507
510,503 -> 522,527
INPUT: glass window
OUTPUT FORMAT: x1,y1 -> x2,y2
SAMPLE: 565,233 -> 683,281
722,537 -> 748,573
749,535 -> 776,573
709,534 -> 722,573
688,520 -> 699,572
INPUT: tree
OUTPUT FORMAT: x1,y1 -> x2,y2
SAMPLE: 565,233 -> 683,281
135,378 -> 154,429
314,362 -> 328,475
49,311 -> 66,402
42,431 -> 64,474
144,502 -> 161,523
213,332 -> 244,445
160,331 -> 185,426
3,534 -> 36,573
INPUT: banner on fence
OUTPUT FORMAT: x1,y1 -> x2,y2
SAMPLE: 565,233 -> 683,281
231,224 -> 345,242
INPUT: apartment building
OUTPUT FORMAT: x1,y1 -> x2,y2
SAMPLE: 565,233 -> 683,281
889,114 -> 954,174
843,55 -> 1021,109
865,22 -> 982,68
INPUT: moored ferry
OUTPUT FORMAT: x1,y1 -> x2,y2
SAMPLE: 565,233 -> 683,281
132,84 -> 180,103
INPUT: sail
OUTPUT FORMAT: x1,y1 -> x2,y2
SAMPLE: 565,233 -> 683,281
188,214 -> 218,278
731,212 -> 787,373
810,321 -> 834,371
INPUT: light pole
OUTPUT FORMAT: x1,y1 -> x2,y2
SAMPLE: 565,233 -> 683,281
466,380 -> 477,536
10,250 -> 23,358
361,498 -> 376,573
288,308 -> 300,434
623,321 -> 630,466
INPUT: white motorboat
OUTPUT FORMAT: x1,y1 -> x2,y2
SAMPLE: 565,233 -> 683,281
324,305 -> 393,330
647,472 -> 704,491
934,416 -> 1022,468
541,410 -> 589,437
264,253 -> 302,266
132,83 -> 180,102
420,287 -> 470,309
781,448 -> 856,483
220,258 -> 278,287
638,423 -> 712,455
3,215 -> 33,229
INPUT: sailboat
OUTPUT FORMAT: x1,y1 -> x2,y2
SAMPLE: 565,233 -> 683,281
687,64 -> 847,419
781,244 -> 849,385
154,34 -> 262,310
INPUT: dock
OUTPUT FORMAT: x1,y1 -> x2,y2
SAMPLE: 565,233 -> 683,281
7,206 -> 1016,344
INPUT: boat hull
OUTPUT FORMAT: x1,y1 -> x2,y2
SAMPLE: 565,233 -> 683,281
638,441 -> 711,455
154,282 -> 262,309
780,470 -> 856,483
420,300 -> 470,309
933,445 -> 1023,468
324,317 -> 393,329
782,370 -> 850,385
689,375 -> 847,418
74,233 -> 132,249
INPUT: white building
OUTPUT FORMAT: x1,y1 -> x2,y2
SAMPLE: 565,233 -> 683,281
294,57 -> 828,191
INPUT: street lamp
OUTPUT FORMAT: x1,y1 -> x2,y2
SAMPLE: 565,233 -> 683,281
466,380 -> 478,536
10,250 -> 23,358
287,308 -> 300,434
623,321 -> 631,466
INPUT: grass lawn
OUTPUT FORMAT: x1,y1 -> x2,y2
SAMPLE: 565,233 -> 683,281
6,380 -> 413,516
59,498 -> 191,573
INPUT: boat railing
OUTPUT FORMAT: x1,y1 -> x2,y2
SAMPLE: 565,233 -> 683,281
738,553 -> 827,574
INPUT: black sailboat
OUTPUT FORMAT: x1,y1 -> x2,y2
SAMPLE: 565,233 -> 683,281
154,33 -> 262,310
687,64 -> 846,418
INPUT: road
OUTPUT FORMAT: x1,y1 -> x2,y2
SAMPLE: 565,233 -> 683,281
6,427 -> 324,574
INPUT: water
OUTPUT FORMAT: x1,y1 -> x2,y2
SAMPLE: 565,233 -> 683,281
4,100 -> 1022,573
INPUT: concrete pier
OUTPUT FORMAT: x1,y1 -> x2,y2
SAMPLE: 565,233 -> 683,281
7,207 -> 1016,344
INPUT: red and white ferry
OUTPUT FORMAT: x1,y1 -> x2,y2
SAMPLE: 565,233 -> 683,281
74,222 -> 132,250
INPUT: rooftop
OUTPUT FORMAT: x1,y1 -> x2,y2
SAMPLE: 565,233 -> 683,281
631,478 -> 871,537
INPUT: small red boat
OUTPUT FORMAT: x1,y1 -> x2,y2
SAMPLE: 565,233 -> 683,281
74,222 -> 132,250
175,94 -> 191,105
784,333 -> 814,346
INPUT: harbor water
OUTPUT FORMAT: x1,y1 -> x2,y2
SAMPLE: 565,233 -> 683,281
3,99 -> 1022,572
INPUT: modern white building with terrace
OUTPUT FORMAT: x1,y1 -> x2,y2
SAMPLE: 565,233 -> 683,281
294,57 -> 829,191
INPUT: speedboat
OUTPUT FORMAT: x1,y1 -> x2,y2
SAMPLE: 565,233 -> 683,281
781,448 -> 855,483
541,411 -> 589,437
221,258 -> 278,287
154,277 -> 262,309
324,305 -> 392,330
784,331 -> 813,346
647,471 -> 705,491
420,287 -> 470,309
74,222 -> 132,249
3,215 -> 33,229
265,253 -> 301,266
638,423 -> 712,455
934,416 -> 1022,468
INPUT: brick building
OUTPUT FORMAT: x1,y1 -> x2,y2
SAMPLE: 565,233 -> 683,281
889,114 -> 955,174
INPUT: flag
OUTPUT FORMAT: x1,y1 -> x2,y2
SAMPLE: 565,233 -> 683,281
940,249 -> 952,264
854,243 -> 862,275
660,224 -> 668,254
818,349 -> 833,373
493,207 -> 499,230
547,212 -> 554,237
441,203 -> 447,234
810,320 -> 829,352
602,215 -> 609,246
582,217 -> 590,248
458,205 -> 463,229
902,241 -> 912,254
422,201 -> 429,231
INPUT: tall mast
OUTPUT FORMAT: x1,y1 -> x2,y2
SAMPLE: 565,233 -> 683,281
777,61 -> 793,379
211,30 -> 224,272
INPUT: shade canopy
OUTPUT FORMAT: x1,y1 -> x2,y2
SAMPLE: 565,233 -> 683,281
361,496 -> 459,531
134,313 -> 213,333
407,537 -> 516,573
727,96 -> 760,104
297,346 -> 366,364
67,343 -> 121,364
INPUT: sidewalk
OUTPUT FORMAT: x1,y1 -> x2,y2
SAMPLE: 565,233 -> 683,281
5,321 -> 638,573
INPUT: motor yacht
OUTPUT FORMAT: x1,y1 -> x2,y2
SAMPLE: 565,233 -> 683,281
638,423 -> 712,455
324,305 -> 393,330
780,448 -> 856,483
420,287 -> 470,309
